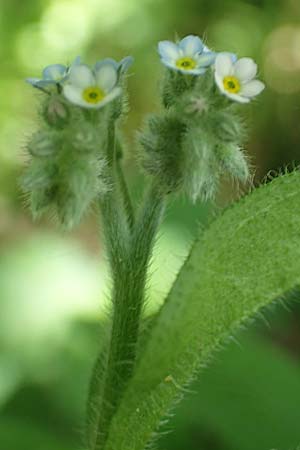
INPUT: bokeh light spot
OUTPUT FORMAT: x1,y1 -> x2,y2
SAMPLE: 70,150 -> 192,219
264,25 -> 300,93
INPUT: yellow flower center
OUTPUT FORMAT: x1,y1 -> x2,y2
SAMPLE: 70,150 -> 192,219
176,57 -> 197,71
82,86 -> 105,104
223,76 -> 241,94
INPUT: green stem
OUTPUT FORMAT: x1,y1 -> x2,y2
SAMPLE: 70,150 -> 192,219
86,119 -> 166,450
91,183 -> 165,450
86,183 -> 130,450
116,158 -> 135,230
115,136 -> 135,230
86,121 -> 131,449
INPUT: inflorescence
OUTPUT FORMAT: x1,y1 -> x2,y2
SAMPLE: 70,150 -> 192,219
23,34 -> 265,227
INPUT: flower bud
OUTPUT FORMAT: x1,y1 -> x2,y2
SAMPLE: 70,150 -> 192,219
216,143 -> 250,182
182,127 -> 219,202
214,111 -> 245,143
30,186 -> 56,220
28,130 -> 60,157
43,95 -> 69,128
71,122 -> 100,153
55,153 -> 108,229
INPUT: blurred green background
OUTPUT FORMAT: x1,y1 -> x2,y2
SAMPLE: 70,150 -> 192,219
1,0 -> 300,449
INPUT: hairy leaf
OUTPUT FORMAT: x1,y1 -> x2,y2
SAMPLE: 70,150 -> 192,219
104,170 -> 300,450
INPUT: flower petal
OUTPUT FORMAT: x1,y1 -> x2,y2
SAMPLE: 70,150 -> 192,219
63,84 -> 121,109
95,61 -> 118,92
215,53 -> 234,77
178,67 -> 207,75
158,41 -> 180,62
71,56 -> 82,67
160,59 -> 204,74
234,57 -> 257,83
93,87 -> 122,109
26,78 -> 57,88
215,72 -> 251,103
196,51 -> 216,67
225,92 -> 250,103
241,80 -> 265,97
119,56 -> 134,73
68,64 -> 95,88
220,52 -> 238,63
26,77 -> 42,86
42,64 -> 66,81
161,59 -> 177,70
63,85 -> 87,107
203,45 -> 212,53
94,58 -> 118,72
214,73 -> 226,94
185,67 -> 207,75
179,35 -> 204,55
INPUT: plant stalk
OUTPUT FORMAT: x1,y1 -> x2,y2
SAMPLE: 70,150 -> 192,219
86,122 -> 166,450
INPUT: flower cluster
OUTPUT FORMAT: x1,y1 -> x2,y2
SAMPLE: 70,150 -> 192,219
140,34 -> 265,201
24,33 -> 266,227
24,55 -> 133,228
158,35 -> 265,103
27,56 -> 133,109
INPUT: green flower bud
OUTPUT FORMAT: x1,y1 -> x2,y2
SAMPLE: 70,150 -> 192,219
28,130 -> 60,157
214,110 -> 246,143
182,127 -> 220,202
22,158 -> 57,190
30,185 -> 57,220
23,102 -> 110,229
22,157 -> 57,220
216,143 -> 250,182
70,122 -> 100,153
55,152 -> 108,229
43,95 -> 69,129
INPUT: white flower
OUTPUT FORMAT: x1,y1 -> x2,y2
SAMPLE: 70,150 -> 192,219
158,35 -> 216,75
26,64 -> 68,89
214,53 -> 265,103
26,57 -> 81,91
63,60 -> 121,109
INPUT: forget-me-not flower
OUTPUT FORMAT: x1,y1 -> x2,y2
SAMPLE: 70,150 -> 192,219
214,53 -> 265,103
26,57 -> 81,91
63,60 -> 123,109
26,64 -> 69,90
158,35 -> 216,75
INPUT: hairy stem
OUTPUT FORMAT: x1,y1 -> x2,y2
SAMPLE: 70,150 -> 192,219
116,154 -> 135,230
86,120 -> 131,449
92,183 -> 165,450
86,120 -> 166,450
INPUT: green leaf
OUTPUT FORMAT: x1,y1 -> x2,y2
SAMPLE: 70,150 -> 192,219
159,332 -> 300,450
104,170 -> 300,450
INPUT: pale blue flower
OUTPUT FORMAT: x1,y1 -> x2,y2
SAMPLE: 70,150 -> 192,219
63,59 -> 122,109
26,56 -> 81,90
158,35 -> 216,75
214,53 -> 265,103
